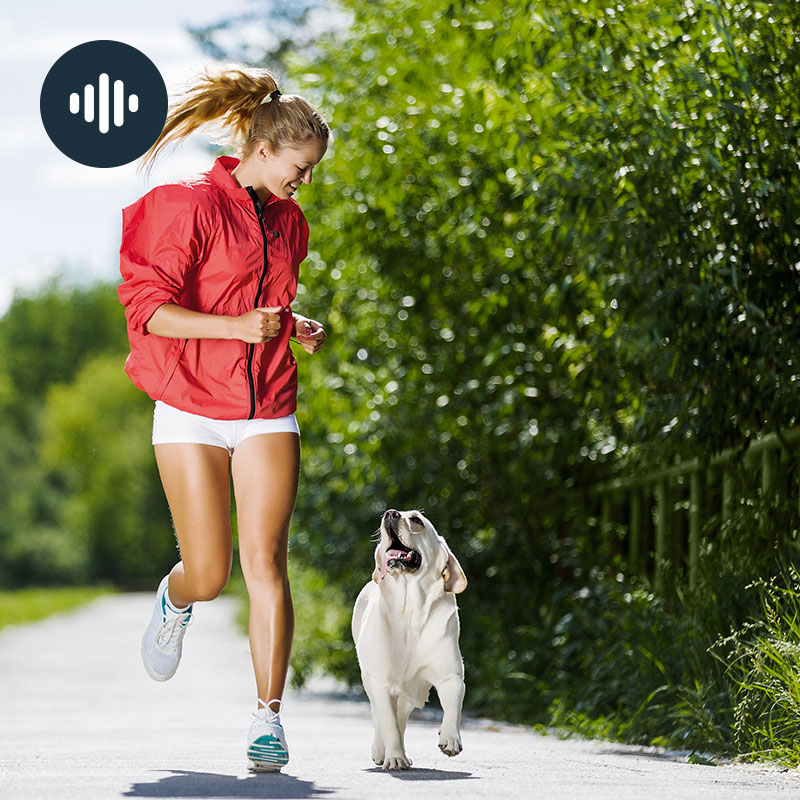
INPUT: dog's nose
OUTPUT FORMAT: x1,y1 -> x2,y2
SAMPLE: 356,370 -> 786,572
384,509 -> 400,520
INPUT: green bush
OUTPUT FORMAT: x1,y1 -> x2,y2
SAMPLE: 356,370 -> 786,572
274,0 -> 800,746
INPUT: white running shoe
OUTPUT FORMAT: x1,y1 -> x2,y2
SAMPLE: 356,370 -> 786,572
247,698 -> 289,772
141,575 -> 193,681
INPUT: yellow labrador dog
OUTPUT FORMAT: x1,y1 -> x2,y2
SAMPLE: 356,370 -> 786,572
351,508 -> 468,770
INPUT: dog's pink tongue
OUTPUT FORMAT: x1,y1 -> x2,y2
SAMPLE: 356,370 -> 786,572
380,549 -> 408,581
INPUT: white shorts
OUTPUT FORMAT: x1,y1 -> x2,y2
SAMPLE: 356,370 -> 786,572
152,401 -> 300,454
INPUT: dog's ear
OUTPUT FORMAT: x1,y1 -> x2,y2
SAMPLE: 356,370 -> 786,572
372,543 -> 383,584
439,543 -> 468,594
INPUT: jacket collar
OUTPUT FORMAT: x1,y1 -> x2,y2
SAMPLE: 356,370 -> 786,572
210,156 -> 284,209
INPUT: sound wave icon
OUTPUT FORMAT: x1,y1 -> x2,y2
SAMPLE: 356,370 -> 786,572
69,73 -> 139,134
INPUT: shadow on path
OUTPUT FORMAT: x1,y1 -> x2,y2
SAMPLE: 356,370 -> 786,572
363,767 -> 476,781
595,748 -> 709,764
123,770 -> 335,799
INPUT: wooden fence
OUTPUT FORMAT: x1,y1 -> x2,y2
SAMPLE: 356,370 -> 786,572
589,427 -> 800,594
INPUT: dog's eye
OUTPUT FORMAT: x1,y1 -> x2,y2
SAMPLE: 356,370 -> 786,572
410,516 -> 423,526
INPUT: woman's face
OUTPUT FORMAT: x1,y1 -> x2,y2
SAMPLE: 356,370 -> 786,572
255,140 -> 327,200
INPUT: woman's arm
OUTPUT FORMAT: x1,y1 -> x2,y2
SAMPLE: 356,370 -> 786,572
146,303 -> 284,344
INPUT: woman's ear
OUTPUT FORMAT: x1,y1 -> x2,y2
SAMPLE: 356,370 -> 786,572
256,141 -> 272,161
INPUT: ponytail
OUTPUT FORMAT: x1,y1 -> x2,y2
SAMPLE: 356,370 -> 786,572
140,64 -> 332,173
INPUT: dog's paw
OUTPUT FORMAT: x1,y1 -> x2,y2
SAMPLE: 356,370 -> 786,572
383,753 -> 412,770
438,730 -> 462,757
371,742 -> 385,766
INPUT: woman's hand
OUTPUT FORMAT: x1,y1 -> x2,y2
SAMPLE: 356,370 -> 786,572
233,306 -> 284,343
293,314 -> 326,355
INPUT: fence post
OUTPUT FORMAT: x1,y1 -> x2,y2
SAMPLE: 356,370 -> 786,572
601,492 -> 612,549
655,478 -> 669,594
722,469 -> 734,521
762,447 -> 776,499
779,446 -> 790,504
630,486 -> 642,573
689,470 -> 701,590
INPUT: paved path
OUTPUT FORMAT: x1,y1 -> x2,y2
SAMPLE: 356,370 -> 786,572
1,593 -> 799,800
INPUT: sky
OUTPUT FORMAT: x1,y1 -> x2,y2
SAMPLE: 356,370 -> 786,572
0,1 -> 257,313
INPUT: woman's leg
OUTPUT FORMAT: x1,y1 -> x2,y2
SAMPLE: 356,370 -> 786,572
154,443 -> 234,607
230,433 -> 300,705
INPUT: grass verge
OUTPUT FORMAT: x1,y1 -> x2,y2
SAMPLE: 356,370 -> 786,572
0,586 -> 113,630
712,566 -> 800,765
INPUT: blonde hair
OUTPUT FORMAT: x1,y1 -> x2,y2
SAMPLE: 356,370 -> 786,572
140,64 -> 332,173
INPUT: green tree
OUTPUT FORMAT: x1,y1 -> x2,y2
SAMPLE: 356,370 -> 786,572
0,281 -> 129,432
0,282 -> 132,586
39,354 -> 177,587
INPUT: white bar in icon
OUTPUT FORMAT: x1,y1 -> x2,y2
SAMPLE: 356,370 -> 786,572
84,84 -> 94,123
114,80 -> 124,128
98,73 -> 109,134
68,73 -> 140,132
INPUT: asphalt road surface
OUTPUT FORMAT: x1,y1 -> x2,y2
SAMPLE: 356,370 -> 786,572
2,592 -> 799,799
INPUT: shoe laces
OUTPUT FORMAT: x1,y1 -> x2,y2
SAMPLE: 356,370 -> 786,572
253,697 -> 283,724
155,610 -> 192,650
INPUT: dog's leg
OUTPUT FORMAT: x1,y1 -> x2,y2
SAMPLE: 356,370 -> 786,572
369,685 -> 412,770
362,674 -> 385,766
396,697 -> 414,744
369,704 -> 385,766
435,675 -> 464,757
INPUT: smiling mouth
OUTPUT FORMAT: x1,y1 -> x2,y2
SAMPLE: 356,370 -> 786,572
384,527 -> 422,572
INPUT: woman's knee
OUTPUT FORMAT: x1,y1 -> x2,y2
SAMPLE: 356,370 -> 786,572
183,565 -> 230,601
241,549 -> 288,586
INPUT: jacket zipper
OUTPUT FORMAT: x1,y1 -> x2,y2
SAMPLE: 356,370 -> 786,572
245,187 -> 281,419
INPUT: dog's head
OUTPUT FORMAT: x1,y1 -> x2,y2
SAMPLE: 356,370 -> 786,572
372,509 -> 467,594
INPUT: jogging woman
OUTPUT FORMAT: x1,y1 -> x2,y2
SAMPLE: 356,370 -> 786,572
117,65 -> 331,772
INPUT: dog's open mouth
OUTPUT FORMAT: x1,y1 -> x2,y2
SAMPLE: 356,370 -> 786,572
385,532 -> 422,573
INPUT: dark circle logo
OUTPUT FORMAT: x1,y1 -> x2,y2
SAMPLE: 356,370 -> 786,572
40,40 -> 168,168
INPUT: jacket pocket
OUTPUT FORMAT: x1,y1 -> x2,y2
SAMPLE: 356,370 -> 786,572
155,338 -> 189,398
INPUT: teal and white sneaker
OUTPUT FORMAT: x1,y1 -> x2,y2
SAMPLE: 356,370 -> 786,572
247,699 -> 289,772
141,575 -> 193,682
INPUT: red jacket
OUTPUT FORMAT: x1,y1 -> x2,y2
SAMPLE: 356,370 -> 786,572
118,156 -> 309,420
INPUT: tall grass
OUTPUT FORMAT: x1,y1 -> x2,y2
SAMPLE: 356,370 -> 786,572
714,567 -> 800,765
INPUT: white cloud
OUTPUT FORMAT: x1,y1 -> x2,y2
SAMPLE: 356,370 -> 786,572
0,23 -> 198,64
307,4 -> 354,36
0,260 -> 61,316
205,21 -> 280,64
39,137 -> 221,189
0,123 -> 48,152
135,142 -> 225,186
41,159 -> 134,188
